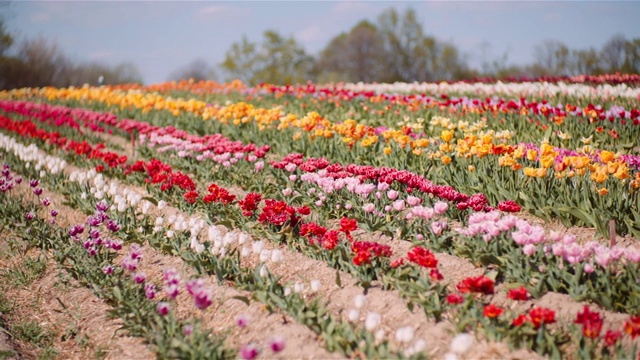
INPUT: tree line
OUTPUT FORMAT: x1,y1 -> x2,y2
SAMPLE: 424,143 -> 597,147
2,5 -> 639,88
215,8 -> 640,85
0,3 -> 142,90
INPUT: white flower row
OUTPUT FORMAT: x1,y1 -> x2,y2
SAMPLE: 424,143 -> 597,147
339,81 -> 640,99
0,133 -> 283,266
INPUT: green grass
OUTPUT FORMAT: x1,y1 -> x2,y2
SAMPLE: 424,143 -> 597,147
12,321 -> 53,347
1,256 -> 47,288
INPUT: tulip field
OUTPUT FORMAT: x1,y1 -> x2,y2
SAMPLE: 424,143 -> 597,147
0,75 -> 639,359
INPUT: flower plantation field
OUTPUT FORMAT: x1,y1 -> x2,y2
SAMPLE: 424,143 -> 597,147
0,75 -> 639,360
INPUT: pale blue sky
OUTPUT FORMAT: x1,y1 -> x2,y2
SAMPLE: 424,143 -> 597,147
6,1 -> 640,84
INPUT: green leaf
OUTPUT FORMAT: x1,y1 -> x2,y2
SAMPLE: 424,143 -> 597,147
112,287 -> 123,302
231,295 -> 251,306
142,196 -> 158,206
335,269 -> 342,288
557,206 -> 597,228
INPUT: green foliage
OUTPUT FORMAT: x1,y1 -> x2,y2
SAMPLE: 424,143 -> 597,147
221,30 -> 315,86
1,256 -> 47,287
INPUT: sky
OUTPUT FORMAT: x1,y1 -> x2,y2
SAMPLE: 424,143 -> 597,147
5,1 -> 640,85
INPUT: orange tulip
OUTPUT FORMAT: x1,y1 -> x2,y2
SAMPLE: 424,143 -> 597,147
590,170 -> 608,183
536,168 -> 548,178
600,151 -> 614,163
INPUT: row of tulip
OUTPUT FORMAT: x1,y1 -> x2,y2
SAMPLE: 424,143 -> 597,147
1,95 -> 638,238
2,101 -> 635,264
2,109 -> 636,358
2,103 -> 633,316
4,83 -> 640,139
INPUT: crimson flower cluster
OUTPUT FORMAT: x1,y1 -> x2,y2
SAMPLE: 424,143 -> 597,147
624,316 -> 640,338
127,158 -> 196,192
299,222 -> 340,250
574,306 -> 604,339
339,217 -> 357,241
456,275 -> 495,295
506,286 -> 530,301
204,183 -> 236,204
483,304 -> 503,318
512,307 -> 556,329
497,200 -> 522,213
351,241 -> 392,266
258,199 -> 300,228
238,193 -> 262,217
406,246 -> 438,268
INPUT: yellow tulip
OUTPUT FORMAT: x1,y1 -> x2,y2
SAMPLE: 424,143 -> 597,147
360,135 -> 378,147
523,167 -> 537,177
597,188 -> 608,196
440,130 -> 454,143
540,155 -> 555,169
439,143 -> 454,153
512,145 -> 525,159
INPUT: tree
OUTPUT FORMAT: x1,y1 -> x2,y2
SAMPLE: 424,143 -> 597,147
0,20 -> 11,56
377,7 -> 429,82
532,40 -> 570,76
570,48 -> 601,76
622,37 -> 640,74
220,30 -> 315,85
167,59 -> 216,82
374,7 -> 474,82
0,34 -> 142,89
316,20 -> 386,83
600,34 -> 627,73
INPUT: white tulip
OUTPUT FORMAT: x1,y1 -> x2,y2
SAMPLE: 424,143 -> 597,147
450,333 -> 474,354
365,312 -> 381,331
354,294 -> 366,309
310,280 -> 321,293
395,326 -> 414,343
347,309 -> 359,322
270,249 -> 284,263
